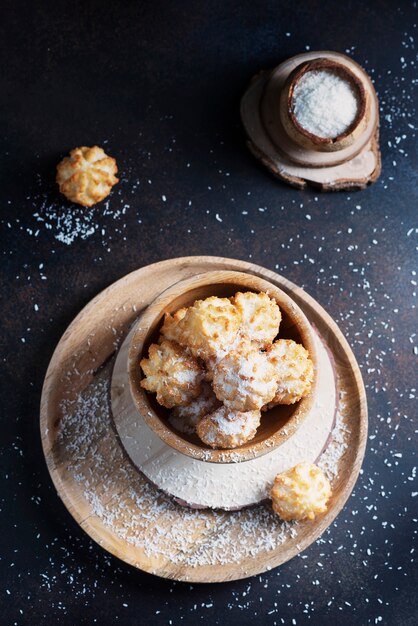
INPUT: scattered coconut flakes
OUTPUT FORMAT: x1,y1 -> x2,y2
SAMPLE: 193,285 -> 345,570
317,391 -> 350,481
55,357 -> 349,568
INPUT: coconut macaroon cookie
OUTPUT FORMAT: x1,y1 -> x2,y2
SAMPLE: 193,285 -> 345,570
164,296 -> 241,360
212,343 -> 278,411
265,339 -> 314,407
140,339 -> 203,408
168,383 -> 220,435
139,290 -> 315,449
233,291 -> 281,347
196,406 -> 261,449
271,462 -> 332,521
161,307 -> 188,342
56,146 -> 118,207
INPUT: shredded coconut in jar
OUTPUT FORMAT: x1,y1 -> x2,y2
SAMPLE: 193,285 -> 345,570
292,69 -> 359,138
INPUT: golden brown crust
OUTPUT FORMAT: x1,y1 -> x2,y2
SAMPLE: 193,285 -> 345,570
196,406 -> 261,449
56,146 -> 118,207
168,383 -> 220,435
166,296 -> 241,360
264,339 -> 314,407
233,291 -> 281,347
160,308 -> 188,342
141,292 -> 315,450
271,462 -> 331,521
140,339 -> 203,408
212,343 -> 277,411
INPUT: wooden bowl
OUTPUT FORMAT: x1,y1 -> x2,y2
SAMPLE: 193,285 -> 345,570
280,58 -> 369,153
128,270 -> 318,463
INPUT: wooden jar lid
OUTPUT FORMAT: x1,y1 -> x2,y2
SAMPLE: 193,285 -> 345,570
280,58 -> 369,153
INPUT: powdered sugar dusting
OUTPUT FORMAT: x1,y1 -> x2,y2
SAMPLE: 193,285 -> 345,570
212,407 -> 260,437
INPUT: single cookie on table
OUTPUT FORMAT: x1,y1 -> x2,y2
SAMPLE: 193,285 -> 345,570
56,146 -> 118,207
212,342 -> 277,411
140,339 -> 203,408
271,462 -> 331,521
264,339 -> 314,408
168,383 -> 221,435
196,406 -> 261,449
164,296 -> 241,361
233,291 -> 281,347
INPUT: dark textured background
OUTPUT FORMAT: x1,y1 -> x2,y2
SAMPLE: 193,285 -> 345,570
1,1 -> 417,624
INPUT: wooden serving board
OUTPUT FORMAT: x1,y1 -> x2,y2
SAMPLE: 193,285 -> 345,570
40,256 -> 367,582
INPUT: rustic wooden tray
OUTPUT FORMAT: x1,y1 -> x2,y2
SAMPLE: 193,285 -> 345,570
40,256 -> 367,582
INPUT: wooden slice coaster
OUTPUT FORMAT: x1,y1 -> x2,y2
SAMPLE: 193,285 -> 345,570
40,256 -> 367,582
241,51 -> 381,190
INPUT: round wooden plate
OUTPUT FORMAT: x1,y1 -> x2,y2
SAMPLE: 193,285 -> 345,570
40,256 -> 367,582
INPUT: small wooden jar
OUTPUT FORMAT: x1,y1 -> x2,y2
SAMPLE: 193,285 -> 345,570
280,58 -> 369,153
128,270 -> 318,463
